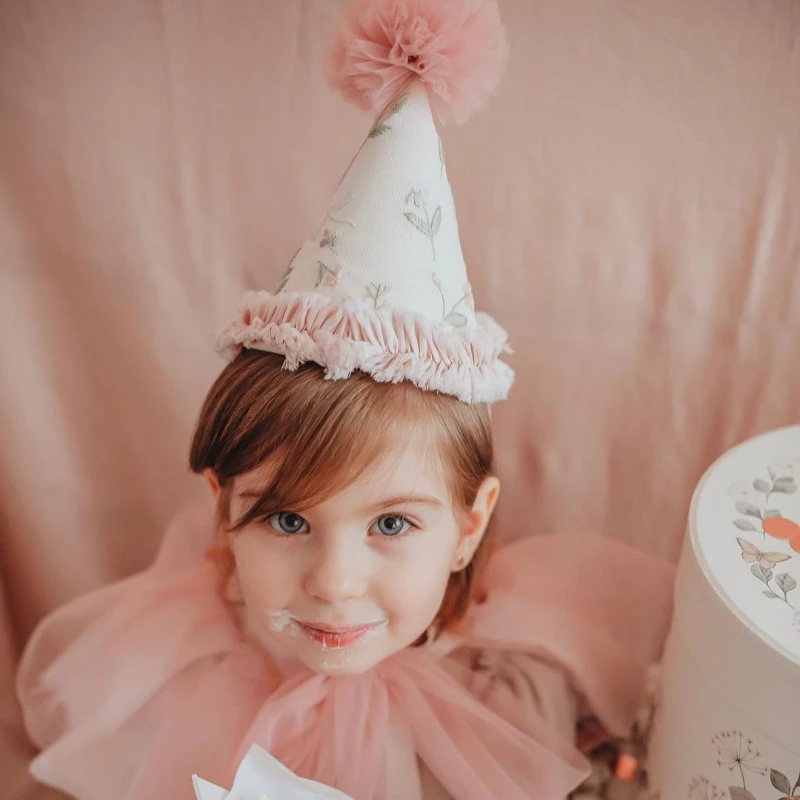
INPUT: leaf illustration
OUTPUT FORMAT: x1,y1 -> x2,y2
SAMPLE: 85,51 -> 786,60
276,247 -> 301,292
776,573 -> 798,593
793,771 -> 800,794
405,211 -> 431,236
430,206 -> 442,235
445,311 -> 468,327
364,282 -> 390,309
368,95 -> 407,138
751,563 -> 771,583
754,478 -> 771,493
763,590 -> 779,599
770,769 -> 792,795
764,508 -> 782,519
729,788 -> 757,800
773,476 -> 797,493
368,121 -> 391,138
319,229 -> 338,251
734,519 -> 758,532
736,500 -> 762,518
390,95 -> 408,116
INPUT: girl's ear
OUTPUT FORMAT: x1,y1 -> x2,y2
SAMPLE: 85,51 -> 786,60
203,468 -> 221,499
452,476 -> 500,571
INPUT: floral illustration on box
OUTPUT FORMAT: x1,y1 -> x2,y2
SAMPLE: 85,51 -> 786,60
687,731 -> 800,799
729,466 -> 798,544
728,462 -> 799,611
735,539 -> 796,609
689,777 -> 726,800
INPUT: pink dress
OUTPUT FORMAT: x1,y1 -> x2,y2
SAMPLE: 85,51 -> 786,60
16,500 -> 674,800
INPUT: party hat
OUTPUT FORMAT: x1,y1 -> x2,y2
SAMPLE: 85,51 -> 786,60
217,0 -> 513,404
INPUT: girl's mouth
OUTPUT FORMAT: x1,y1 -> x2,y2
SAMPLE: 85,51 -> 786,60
295,619 -> 386,649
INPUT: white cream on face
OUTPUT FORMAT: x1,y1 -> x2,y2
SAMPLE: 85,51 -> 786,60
266,609 -> 302,636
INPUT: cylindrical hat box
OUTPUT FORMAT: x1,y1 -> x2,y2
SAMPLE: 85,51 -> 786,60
648,426 -> 800,800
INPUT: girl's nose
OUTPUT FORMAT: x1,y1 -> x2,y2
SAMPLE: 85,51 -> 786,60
303,538 -> 370,603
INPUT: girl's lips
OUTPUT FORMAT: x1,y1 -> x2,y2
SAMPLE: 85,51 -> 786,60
296,620 -> 385,649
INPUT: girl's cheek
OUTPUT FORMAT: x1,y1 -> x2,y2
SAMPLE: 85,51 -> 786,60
235,540 -> 285,601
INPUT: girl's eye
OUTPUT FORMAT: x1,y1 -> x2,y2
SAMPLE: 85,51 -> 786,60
267,512 -> 309,535
373,515 -> 411,537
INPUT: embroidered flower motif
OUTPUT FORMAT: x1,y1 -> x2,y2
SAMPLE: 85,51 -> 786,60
406,188 -> 429,209
319,229 -> 339,252
304,194 -> 354,290
316,261 -> 341,289
364,282 -> 390,309
313,193 -> 356,243
334,96 -> 409,192
404,188 -> 441,260
275,246 -> 301,293
325,192 -> 356,229
368,95 -> 408,138
431,272 -> 469,327
463,279 -> 475,311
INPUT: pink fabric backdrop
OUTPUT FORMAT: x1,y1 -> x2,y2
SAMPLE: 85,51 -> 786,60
1,1 -> 798,796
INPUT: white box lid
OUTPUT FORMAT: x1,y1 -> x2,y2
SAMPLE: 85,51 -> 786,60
689,425 -> 800,664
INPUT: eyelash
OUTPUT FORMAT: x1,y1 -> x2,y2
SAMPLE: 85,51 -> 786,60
264,513 -> 418,539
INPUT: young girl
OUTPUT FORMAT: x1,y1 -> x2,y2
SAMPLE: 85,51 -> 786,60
16,1 -> 674,798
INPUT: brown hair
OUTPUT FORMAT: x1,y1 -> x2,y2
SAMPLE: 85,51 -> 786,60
189,349 -> 494,632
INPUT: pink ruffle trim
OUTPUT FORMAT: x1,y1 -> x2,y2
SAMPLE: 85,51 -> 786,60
216,291 -> 514,404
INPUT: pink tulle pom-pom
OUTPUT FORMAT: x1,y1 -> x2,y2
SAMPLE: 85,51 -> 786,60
327,0 -> 509,126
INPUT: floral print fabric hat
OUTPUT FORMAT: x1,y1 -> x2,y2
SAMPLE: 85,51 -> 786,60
217,0 -> 514,404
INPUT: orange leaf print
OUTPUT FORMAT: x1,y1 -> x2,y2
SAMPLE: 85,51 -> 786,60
762,516 -> 800,541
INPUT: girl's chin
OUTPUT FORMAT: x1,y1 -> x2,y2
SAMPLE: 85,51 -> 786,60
293,635 -> 404,675
301,649 -> 383,676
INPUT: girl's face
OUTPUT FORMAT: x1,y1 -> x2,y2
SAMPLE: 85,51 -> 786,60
214,439 -> 498,676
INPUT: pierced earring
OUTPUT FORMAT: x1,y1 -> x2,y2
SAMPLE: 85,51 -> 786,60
454,555 -> 466,570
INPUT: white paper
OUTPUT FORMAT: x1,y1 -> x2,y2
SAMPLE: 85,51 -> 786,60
192,775 -> 228,800
192,744 -> 355,800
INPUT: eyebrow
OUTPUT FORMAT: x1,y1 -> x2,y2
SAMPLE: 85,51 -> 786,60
234,492 -> 444,512
365,495 -> 444,513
